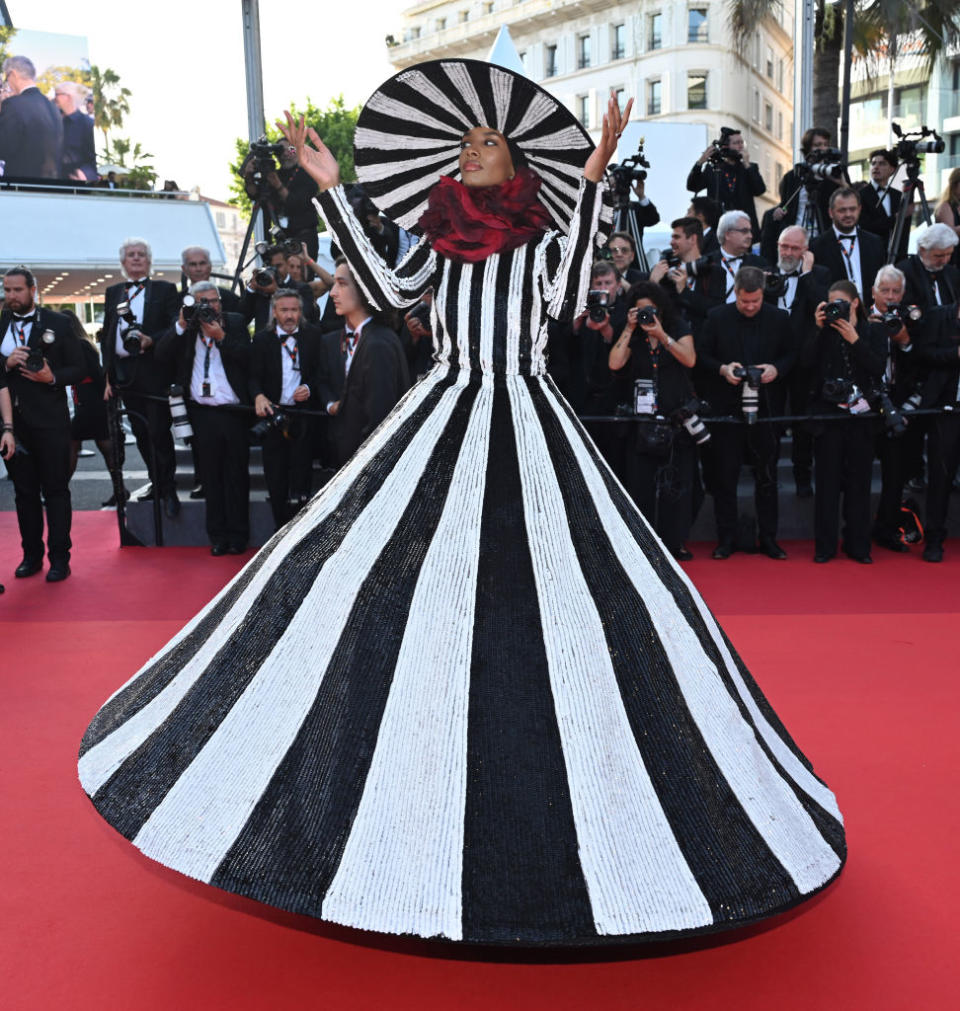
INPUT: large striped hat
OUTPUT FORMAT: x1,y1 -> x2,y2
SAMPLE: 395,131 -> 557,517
353,59 -> 595,236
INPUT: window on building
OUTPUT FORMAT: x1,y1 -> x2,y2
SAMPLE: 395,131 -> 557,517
776,58 -> 784,92
766,46 -> 774,79
893,84 -> 926,124
545,43 -> 558,77
483,1 -> 494,13
776,163 -> 784,189
578,34 -> 591,69
753,89 -> 760,122
648,79 -> 662,116
460,9 -> 469,22
518,50 -> 527,68
687,73 -> 707,110
215,211 -> 226,228
649,12 -> 662,51
612,23 -> 626,60
577,95 -> 590,128
777,110 -> 783,140
688,9 -> 708,44
764,101 -> 773,132
437,17 -> 446,30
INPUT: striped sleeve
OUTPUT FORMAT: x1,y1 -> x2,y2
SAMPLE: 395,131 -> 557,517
541,176 -> 609,322
316,186 -> 440,311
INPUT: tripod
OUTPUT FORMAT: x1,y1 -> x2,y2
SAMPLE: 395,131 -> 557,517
232,195 -> 284,294
612,197 -> 651,273
887,161 -> 930,265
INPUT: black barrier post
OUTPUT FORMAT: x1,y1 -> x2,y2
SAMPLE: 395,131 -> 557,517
105,396 -> 140,546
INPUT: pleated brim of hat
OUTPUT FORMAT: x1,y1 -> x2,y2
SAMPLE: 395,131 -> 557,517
354,59 -> 595,236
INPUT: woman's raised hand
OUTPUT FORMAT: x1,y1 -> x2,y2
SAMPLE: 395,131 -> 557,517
277,111 -> 340,192
584,93 -> 634,183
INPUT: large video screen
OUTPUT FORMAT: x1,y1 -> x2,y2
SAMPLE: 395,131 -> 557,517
0,27 -> 98,183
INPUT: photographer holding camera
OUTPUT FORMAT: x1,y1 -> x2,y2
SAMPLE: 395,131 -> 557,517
897,223 -> 960,312
809,188 -> 886,307
0,266 -> 84,582
687,127 -> 766,242
774,128 -> 843,239
243,139 -> 320,260
608,281 -> 700,560
249,288 -> 322,529
156,282 -> 252,555
180,246 -> 241,314
697,266 -> 793,559
101,238 -> 181,517
867,266 -> 925,553
804,281 -> 886,563
647,217 -> 711,334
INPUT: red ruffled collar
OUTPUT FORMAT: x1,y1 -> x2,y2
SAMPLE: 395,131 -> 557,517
417,167 -> 552,263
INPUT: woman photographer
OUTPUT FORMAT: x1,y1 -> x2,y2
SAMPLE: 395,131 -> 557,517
804,279 -> 886,562
609,281 -> 699,559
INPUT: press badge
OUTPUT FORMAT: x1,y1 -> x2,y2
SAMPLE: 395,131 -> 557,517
634,378 -> 656,415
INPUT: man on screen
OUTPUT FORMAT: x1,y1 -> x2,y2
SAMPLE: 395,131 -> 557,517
54,82 -> 97,181
0,56 -> 63,179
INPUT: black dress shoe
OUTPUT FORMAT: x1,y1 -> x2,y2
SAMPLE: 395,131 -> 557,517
101,488 -> 131,507
673,547 -> 694,562
46,563 -> 71,582
759,537 -> 787,560
189,485 -> 206,500
712,543 -> 735,560
874,534 -> 909,553
163,493 -> 181,518
138,484 -> 155,501
843,550 -> 873,564
15,558 -> 43,578
813,553 -> 832,563
210,543 -> 228,557
923,543 -> 944,563
226,543 -> 248,555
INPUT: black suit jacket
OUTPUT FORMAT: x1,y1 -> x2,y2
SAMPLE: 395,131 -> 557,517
101,279 -> 181,394
0,86 -> 63,178
686,160 -> 766,239
857,182 -> 909,261
0,307 -> 83,428
335,322 -> 410,464
800,319 -> 888,412
241,280 -> 319,331
61,109 -> 97,180
248,323 -> 323,405
764,265 -> 832,358
777,168 -> 838,232
316,329 -> 347,409
916,304 -> 960,407
155,312 -> 251,404
895,255 -> 960,314
808,228 -> 886,306
701,250 -> 769,304
696,302 -> 794,415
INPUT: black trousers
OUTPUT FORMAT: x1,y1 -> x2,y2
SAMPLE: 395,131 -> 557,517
625,437 -> 698,554
874,418 -> 927,540
6,419 -> 72,564
925,411 -> 960,546
709,422 -> 780,544
119,389 -> 177,497
189,406 -> 250,547
261,416 -> 313,530
813,416 -> 876,558
788,368 -> 814,484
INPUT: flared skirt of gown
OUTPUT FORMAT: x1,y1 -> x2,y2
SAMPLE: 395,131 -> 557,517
78,364 -> 845,946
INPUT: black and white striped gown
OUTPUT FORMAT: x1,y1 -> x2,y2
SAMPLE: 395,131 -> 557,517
78,179 -> 845,946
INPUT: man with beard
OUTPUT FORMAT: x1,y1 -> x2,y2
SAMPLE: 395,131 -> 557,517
809,188 -> 886,308
647,217 -> 711,335
897,223 -> 960,312
0,266 -> 84,581
764,225 -> 831,497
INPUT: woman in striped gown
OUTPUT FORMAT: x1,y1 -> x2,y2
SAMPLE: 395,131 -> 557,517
79,61 -> 845,947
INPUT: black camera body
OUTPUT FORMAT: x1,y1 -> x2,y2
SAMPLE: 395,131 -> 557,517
871,383 -> 908,438
609,139 -> 650,203
181,294 -> 221,328
800,146 -> 846,183
708,130 -> 742,167
636,306 -> 658,326
249,410 -> 290,443
586,289 -> 611,323
823,299 -> 850,324
24,347 -> 45,372
253,266 -> 279,288
764,271 -> 788,299
115,299 -> 143,355
733,365 -> 764,389
892,122 -> 945,163
821,378 -> 857,406
880,303 -> 921,330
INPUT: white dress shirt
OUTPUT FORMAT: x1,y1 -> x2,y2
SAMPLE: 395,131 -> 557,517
1,314 -> 33,357
833,226 -> 863,295
190,335 -> 240,406
277,328 -> 304,405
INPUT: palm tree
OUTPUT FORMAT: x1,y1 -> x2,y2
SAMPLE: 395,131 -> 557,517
727,0 -> 960,145
90,65 -> 132,151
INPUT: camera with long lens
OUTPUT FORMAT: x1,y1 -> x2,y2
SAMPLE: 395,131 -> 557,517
891,122 -> 945,162
823,299 -> 850,324
181,294 -> 221,328
870,382 -> 908,438
801,146 -> 846,182
249,410 -> 290,443
733,365 -> 763,424
586,289 -> 610,323
115,299 -> 143,355
672,398 -> 711,444
660,252 -> 711,282
879,303 -> 922,331
707,128 -> 742,167
253,265 -> 279,288
168,384 -> 194,442
609,137 -> 651,205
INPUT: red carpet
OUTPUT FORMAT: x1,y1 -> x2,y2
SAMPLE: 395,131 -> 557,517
1,513 -> 956,1010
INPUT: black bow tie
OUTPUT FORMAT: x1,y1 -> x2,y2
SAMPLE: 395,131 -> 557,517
781,270 -> 801,279
126,280 -> 146,290
278,330 -> 298,339
837,232 -> 855,240
13,313 -> 35,322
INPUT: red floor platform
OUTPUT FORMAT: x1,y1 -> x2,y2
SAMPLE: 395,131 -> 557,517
1,513 -> 957,1010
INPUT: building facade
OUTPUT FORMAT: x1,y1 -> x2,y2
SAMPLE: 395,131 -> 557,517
387,0 -> 797,215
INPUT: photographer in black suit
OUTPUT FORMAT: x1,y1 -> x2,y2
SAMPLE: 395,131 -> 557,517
858,149 -> 910,261
180,246 -> 241,313
809,187 -> 886,308
897,223 -> 960,312
53,82 -> 96,181
804,281 -> 886,564
686,128 -> 766,241
101,238 -> 181,516
0,56 -> 62,179
916,300 -> 960,562
772,128 -> 841,239
157,283 -> 252,555
0,266 -> 83,581
697,266 -> 793,559
249,288 -> 322,529
326,258 -> 409,467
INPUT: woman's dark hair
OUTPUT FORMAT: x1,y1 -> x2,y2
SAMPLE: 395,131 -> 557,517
827,279 -> 865,323
624,280 -> 678,337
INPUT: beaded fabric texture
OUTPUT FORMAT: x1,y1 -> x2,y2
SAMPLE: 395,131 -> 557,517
78,164 -> 845,949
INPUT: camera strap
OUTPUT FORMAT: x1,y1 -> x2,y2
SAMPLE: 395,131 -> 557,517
837,234 -> 857,281
15,321 -> 31,346
721,256 -> 740,300
280,336 -> 300,373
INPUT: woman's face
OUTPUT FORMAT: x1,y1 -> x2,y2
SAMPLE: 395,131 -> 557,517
608,238 -> 636,273
458,127 -> 515,189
